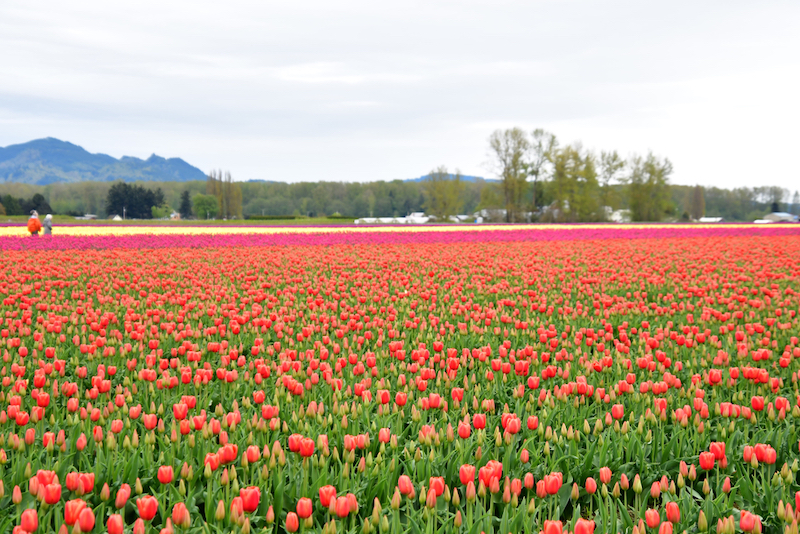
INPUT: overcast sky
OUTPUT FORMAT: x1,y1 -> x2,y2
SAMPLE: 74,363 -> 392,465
1,1 -> 799,191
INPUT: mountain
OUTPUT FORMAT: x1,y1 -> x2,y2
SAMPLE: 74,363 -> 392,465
0,138 -> 207,185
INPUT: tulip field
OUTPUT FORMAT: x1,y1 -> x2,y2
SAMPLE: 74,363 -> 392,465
2,223 -> 800,534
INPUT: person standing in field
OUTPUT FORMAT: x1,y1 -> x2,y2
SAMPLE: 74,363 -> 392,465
27,210 -> 42,236
42,214 -> 53,235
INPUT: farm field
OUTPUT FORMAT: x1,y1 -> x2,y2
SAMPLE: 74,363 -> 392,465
1,225 -> 800,534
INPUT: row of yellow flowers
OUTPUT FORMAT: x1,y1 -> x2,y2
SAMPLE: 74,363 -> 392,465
2,223 -> 794,237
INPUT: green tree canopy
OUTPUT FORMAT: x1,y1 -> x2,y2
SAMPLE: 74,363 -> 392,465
423,166 -> 465,220
193,194 -> 219,219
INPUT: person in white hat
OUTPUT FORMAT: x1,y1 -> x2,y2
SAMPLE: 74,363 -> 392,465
43,214 -> 53,235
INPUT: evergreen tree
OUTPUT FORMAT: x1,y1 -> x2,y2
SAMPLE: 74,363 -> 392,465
30,193 -> 53,214
1,195 -> 23,215
179,190 -> 192,218
688,185 -> 705,220
106,182 -> 161,219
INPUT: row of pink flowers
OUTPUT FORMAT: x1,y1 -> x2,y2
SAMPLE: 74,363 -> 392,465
2,225 -> 798,250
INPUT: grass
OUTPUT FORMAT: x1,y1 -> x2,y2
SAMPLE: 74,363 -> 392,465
0,215 -> 354,226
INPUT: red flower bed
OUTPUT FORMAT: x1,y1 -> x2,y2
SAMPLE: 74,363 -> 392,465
1,234 -> 800,533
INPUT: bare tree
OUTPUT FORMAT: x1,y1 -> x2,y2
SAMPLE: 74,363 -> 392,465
526,129 -> 557,214
488,128 -> 530,222
599,151 -> 625,213
207,170 -> 243,219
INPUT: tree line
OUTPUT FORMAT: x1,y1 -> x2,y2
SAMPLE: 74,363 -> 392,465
0,193 -> 53,216
0,136 -> 797,220
480,127 -> 677,222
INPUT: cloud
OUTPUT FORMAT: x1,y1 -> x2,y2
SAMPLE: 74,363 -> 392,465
0,1 -> 798,189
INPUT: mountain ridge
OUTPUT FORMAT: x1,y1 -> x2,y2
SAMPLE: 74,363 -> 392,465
0,138 -> 207,185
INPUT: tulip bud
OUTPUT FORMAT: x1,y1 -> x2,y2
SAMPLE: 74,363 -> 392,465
215,500 -> 226,521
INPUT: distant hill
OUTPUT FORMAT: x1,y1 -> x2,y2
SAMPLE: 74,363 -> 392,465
0,138 -> 207,185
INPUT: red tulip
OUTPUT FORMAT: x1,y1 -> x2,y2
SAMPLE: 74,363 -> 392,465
246,445 -> 260,464
115,484 -> 131,509
335,496 -> 350,518
299,438 -> 315,457
136,495 -> 158,521
666,501 -> 680,524
65,499 -> 87,525
44,483 -> 61,505
288,433 -> 302,452
346,493 -> 358,514
319,485 -> 337,508
699,451 -> 715,470
230,496 -> 244,517
142,413 -> 158,430
585,477 -> 597,495
204,453 -> 220,472
543,520 -> 562,534
172,502 -> 190,528
107,514 -> 124,534
35,470 -> 57,486
473,413 -> 486,429
78,507 -> 95,532
740,511 -> 756,532
658,523 -> 673,534
527,415 -> 539,430
524,473 -> 534,490
645,508 -> 660,529
398,475 -> 414,496
751,396 -> 765,412
575,518 -> 595,534
157,466 -> 173,484
240,486 -> 261,513
459,464 -> 475,486
457,421 -> 471,439
599,467 -> 611,485
21,509 -> 38,533
429,476 -> 445,497
611,404 -> 624,420
218,444 -> 238,464
544,473 -> 562,495
286,512 -> 299,533
709,441 -> 726,461
297,497 -> 313,519
172,403 -> 188,420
